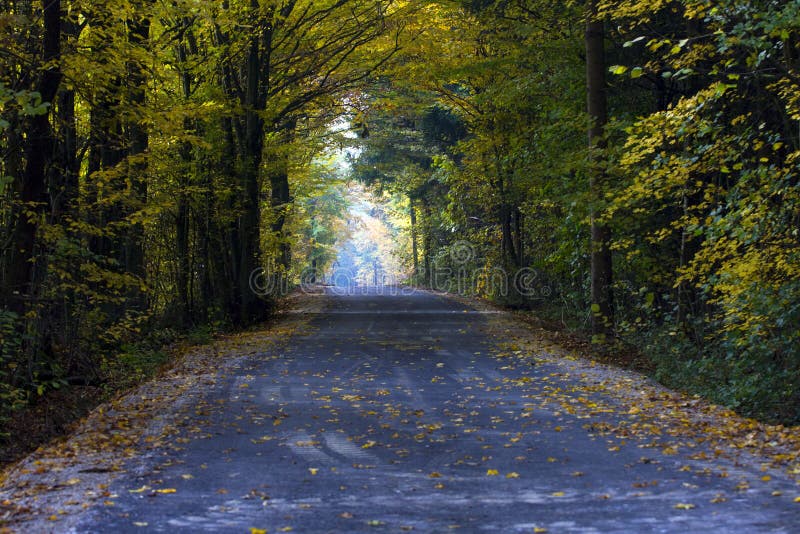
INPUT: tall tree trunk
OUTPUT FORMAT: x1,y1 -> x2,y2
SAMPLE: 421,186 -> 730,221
5,0 -> 62,314
176,120 -> 192,324
124,13 -> 150,299
422,200 -> 432,285
586,0 -> 614,337
53,15 -> 81,222
174,23 -> 199,325
513,207 -> 523,266
500,202 -> 520,268
410,198 -> 419,275
219,116 -> 241,320
53,89 -> 78,218
268,120 -> 295,274
238,24 -> 266,324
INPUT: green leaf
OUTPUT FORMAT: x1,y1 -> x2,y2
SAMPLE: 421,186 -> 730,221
609,65 -> 628,75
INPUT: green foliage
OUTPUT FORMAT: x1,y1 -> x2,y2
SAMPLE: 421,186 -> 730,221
598,0 -> 800,422
100,329 -> 179,393
102,346 -> 170,393
0,310 -> 25,438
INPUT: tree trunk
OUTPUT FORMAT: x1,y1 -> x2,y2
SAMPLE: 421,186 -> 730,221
410,199 -> 419,275
175,26 -> 198,325
500,203 -> 520,268
53,72 -> 78,221
513,207 -> 523,266
5,0 -> 62,314
268,120 -> 295,274
586,0 -> 614,337
422,200 -> 432,285
124,14 -> 150,297
237,26 -> 267,324
176,118 -> 192,324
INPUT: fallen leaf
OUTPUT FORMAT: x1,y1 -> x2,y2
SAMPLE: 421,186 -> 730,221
674,503 -> 695,510
308,468 -> 318,475
155,488 -> 177,494
486,469 -> 499,476
505,472 -> 520,479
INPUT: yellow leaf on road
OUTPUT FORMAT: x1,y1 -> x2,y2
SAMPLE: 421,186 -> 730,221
155,488 -> 176,494
486,469 -> 499,476
674,503 -> 695,510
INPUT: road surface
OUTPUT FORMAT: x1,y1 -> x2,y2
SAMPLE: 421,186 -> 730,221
68,288 -> 797,532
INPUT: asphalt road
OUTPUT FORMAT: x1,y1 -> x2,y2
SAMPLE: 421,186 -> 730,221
75,288 -> 798,533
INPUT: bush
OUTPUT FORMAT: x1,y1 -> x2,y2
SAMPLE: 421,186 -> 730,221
0,310 -> 26,438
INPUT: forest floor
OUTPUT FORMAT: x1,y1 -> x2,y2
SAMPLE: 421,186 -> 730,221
1,288 -> 799,532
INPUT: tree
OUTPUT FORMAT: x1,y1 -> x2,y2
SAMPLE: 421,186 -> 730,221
586,0 -> 613,336
4,0 -> 62,316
